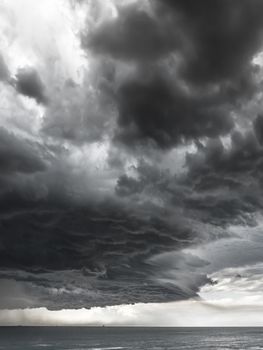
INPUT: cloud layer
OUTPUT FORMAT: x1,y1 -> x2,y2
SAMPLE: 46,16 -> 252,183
0,0 -> 263,316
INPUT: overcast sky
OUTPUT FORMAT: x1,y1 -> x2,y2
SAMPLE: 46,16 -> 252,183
1,0 -> 263,326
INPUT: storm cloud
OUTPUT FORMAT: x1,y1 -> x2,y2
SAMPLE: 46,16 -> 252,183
115,72 -> 233,149
0,127 -> 47,175
1,0 -> 263,317
87,4 -> 180,62
85,0 -> 263,150
158,0 -> 263,84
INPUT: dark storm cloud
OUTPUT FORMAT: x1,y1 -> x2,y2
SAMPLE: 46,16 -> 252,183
2,0 -> 263,312
182,127 -> 263,226
115,157 -> 258,228
254,114 -> 263,145
86,5 -> 179,61
0,136 -> 224,310
158,0 -> 263,84
87,0 -> 263,151
0,267 -> 195,310
186,129 -> 263,183
15,67 -> 48,105
0,199 -> 211,309
88,0 -> 263,82
0,127 -> 46,175
115,72 -> 233,149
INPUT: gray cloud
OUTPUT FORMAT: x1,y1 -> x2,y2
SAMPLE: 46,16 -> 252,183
114,71 -> 234,149
0,54 -> 9,82
86,0 -> 263,151
0,200 -> 213,309
86,4 -> 180,62
1,0 -> 263,312
158,0 -> 263,85
41,65 -> 116,144
15,67 -> 48,105
0,127 -> 47,175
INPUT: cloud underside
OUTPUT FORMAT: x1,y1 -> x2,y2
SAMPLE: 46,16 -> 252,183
1,0 -> 263,312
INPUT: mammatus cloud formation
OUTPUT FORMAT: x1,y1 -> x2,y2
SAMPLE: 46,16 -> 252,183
1,0 -> 263,325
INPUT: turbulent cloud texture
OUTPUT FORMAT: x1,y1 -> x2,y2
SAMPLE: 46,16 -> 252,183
0,0 -> 263,318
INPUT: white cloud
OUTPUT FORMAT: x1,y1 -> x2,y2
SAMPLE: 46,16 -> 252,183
2,298 -> 263,327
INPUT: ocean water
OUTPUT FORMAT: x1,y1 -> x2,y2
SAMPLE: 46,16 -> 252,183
0,327 -> 263,350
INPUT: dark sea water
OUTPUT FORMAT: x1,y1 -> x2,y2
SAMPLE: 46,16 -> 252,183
0,327 -> 263,350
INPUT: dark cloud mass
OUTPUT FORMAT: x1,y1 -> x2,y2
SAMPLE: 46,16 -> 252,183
0,128 -> 46,175
159,0 -> 263,83
183,128 -> 263,226
15,68 -> 48,105
115,73 -> 233,149
86,0 -> 263,150
1,0 -> 263,313
0,202 -> 206,309
87,5 -> 179,61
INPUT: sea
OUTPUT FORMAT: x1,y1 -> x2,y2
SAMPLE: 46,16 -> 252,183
0,327 -> 263,350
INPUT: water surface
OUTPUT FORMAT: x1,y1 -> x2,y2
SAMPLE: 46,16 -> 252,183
0,327 -> 263,349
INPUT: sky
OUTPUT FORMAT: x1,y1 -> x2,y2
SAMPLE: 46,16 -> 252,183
1,0 -> 263,326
